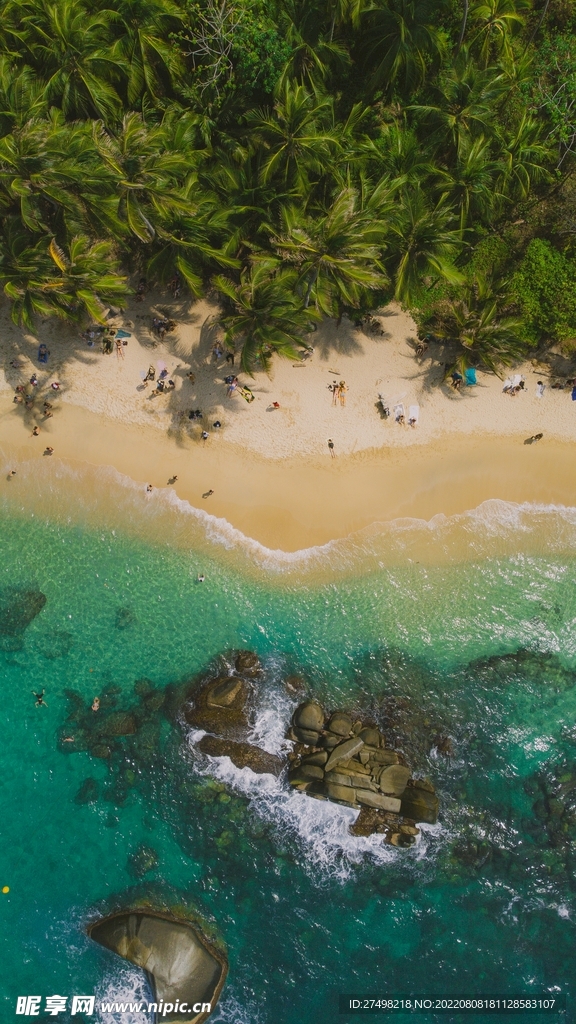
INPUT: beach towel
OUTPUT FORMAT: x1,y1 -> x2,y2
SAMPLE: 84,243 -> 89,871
37,348 -> 48,364
465,368 -> 477,386
115,329 -> 131,339
502,378 -> 512,391
572,386 -> 576,402
394,403 -> 405,422
511,374 -> 521,387
408,404 -> 419,426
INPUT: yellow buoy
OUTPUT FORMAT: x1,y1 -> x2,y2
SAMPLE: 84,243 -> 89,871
2,886 -> 9,894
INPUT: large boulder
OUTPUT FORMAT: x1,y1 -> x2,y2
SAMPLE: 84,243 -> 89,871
196,735 -> 285,776
88,910 -> 227,1023
293,701 -> 325,732
326,712 -> 353,737
400,780 -> 439,824
0,588 -> 46,636
325,737 -> 365,772
184,676 -> 252,739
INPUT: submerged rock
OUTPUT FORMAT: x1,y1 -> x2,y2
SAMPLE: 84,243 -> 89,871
197,735 -> 285,776
88,909 -> 227,1023
234,650 -> 261,677
40,629 -> 74,660
0,588 -> 46,636
115,607 -> 137,630
75,778 -> 99,804
128,843 -> 159,878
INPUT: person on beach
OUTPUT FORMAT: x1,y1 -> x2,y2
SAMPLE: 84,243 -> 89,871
29,374 -> 38,387
91,697 -> 100,712
33,690 -> 47,707
213,420 -> 221,428
145,365 -> 155,382
43,447 -> 54,455
328,438 -> 335,458
328,380 -> 338,405
7,470 -> 16,479
530,433 -> 544,442
31,426 -> 39,436
202,489 -> 214,498
338,381 -> 348,406
272,401 -> 280,409
187,371 -> 196,383
225,349 -> 235,365
536,381 -> 545,398
51,382 -> 61,391
201,430 -> 209,442
168,475 -> 178,484
451,372 -> 463,390
146,483 -> 153,493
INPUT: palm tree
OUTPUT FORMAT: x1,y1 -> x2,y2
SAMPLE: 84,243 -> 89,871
0,58 -> 47,137
428,273 -> 526,371
496,113 -> 553,201
213,260 -> 320,372
363,0 -> 445,98
271,187 -> 389,314
388,189 -> 464,304
435,135 -> 503,235
0,219 -> 128,326
469,0 -> 528,67
246,82 -> 339,191
91,112 -> 193,242
409,53 -> 507,157
109,0 -> 185,104
8,0 -> 127,121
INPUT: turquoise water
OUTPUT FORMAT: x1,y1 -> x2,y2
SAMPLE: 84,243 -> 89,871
1,473 -> 576,1024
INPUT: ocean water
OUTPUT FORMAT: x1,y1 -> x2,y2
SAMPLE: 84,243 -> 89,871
1,462 -> 576,1023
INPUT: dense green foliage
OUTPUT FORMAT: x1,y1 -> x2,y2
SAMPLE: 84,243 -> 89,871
0,0 -> 574,368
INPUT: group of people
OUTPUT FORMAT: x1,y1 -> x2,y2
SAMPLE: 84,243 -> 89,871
151,316 -> 176,341
327,380 -> 348,406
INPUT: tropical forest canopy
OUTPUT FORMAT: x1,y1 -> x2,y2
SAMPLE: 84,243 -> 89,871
1,0 -> 576,370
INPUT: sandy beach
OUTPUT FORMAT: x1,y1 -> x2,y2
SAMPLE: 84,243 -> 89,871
2,291 -> 576,551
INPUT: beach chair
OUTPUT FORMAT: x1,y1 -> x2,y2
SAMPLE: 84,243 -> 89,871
394,403 -> 405,423
408,405 -> 419,426
465,368 -> 477,386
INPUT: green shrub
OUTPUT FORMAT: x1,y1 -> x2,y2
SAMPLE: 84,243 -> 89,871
511,238 -> 576,344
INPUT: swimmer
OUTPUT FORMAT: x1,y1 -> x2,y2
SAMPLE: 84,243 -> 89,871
91,697 -> 100,712
32,689 -> 48,707
202,489 -> 214,498
43,446 -> 54,455
197,573 -> 205,582
168,475 -> 178,484
7,470 -> 16,479
146,483 -> 153,493
62,736 -> 75,742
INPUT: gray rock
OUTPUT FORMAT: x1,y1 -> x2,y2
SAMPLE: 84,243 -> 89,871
234,650 -> 261,677
319,733 -> 340,749
325,737 -> 365,772
356,790 -> 401,812
358,750 -> 369,765
359,727 -> 381,746
196,735 -> 285,776
325,783 -> 359,806
335,758 -> 371,775
88,910 -> 227,1024
293,701 -> 325,732
400,783 -> 439,824
367,749 -> 400,765
378,765 -> 411,797
295,763 -> 324,781
327,711 -> 353,737
207,678 -> 243,708
301,751 -> 328,766
325,772 -> 355,787
293,726 -> 320,745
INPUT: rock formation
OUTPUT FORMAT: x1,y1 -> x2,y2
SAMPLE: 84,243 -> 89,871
0,587 -> 46,650
287,701 -> 439,846
88,909 -> 227,1023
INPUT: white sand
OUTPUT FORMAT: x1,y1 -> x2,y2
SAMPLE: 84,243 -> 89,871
2,292 -> 574,461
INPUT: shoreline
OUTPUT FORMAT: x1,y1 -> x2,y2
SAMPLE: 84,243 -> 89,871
2,399 -> 576,554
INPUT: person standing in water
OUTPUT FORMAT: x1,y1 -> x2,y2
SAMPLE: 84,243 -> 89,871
328,438 -> 335,458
